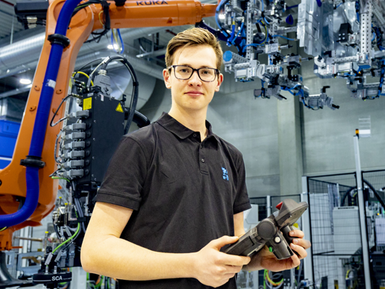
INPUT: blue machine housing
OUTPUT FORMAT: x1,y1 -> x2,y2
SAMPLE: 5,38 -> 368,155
0,120 -> 21,169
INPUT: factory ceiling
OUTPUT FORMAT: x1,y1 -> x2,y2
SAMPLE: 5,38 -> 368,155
0,0 -> 299,108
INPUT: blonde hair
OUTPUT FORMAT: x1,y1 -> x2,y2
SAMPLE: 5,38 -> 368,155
165,27 -> 223,70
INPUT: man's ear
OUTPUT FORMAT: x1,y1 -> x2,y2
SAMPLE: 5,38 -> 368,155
163,69 -> 172,89
215,73 -> 224,92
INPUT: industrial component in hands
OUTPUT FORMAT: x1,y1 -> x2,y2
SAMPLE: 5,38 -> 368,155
225,199 -> 308,259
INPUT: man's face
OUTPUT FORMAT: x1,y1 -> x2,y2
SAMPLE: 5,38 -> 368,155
163,45 -> 223,113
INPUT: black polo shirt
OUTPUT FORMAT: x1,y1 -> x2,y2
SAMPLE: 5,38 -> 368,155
96,113 -> 251,289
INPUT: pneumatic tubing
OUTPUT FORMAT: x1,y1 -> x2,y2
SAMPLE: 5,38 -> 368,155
0,0 -> 82,228
215,0 -> 229,38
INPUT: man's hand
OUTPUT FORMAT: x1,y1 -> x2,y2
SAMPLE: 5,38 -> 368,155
191,236 -> 251,288
246,229 -> 311,272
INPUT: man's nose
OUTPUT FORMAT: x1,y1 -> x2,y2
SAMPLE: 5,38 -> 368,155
188,70 -> 202,85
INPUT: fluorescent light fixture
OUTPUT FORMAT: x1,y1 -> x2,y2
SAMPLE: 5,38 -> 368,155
20,78 -> 32,85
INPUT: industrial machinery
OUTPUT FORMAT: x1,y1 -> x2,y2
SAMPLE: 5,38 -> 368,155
197,0 -> 385,109
0,0 -> 385,288
0,0 -> 217,287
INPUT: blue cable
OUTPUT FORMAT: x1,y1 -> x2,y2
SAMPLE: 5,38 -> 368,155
231,21 -> 244,45
242,43 -> 260,52
0,0 -> 83,228
227,23 -> 236,46
272,35 -> 296,41
286,4 -> 299,10
291,84 -> 300,90
117,29 -> 124,54
215,0 -> 230,38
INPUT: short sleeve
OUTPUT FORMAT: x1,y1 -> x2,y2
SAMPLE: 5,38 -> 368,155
233,152 -> 251,214
95,136 -> 148,210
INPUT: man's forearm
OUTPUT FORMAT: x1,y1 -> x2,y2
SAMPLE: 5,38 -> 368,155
81,236 -> 196,280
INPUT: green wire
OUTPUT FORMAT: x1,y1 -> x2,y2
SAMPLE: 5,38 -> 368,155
52,218 -> 80,254
51,176 -> 70,182
0,227 -> 7,232
264,270 -> 267,289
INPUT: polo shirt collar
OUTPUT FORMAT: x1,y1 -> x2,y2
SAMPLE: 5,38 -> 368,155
156,112 -> 219,143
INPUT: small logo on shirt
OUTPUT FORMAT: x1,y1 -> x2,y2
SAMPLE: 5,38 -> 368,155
222,167 -> 229,181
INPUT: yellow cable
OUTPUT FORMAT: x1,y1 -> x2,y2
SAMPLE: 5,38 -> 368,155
72,71 -> 94,86
98,10 -> 104,26
346,269 -> 351,278
258,20 -> 268,45
265,270 -> 283,286
112,29 -> 122,53
112,29 -> 118,44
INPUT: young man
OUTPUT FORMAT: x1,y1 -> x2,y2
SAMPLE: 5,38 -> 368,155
81,28 -> 310,289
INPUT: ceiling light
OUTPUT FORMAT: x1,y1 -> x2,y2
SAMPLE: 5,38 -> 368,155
20,78 -> 32,85
107,44 -> 120,50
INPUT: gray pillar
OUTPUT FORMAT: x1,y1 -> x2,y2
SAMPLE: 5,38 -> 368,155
277,94 -> 303,196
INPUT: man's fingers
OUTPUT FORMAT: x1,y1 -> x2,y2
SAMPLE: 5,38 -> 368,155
221,252 -> 251,267
290,243 -> 308,259
209,236 -> 250,266
210,236 -> 239,249
289,229 -> 304,238
292,238 -> 311,250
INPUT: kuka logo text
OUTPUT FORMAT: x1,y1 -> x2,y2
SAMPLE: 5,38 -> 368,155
136,0 -> 168,5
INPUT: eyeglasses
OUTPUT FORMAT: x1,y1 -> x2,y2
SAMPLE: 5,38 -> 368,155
168,65 -> 219,82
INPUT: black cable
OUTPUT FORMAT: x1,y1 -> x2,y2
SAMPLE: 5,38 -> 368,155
133,110 -> 150,128
50,94 -> 74,127
72,0 -> 110,44
341,186 -> 356,206
72,0 -> 103,17
340,179 -> 385,209
92,55 -> 139,134
138,38 -> 150,53
363,178 -> 385,209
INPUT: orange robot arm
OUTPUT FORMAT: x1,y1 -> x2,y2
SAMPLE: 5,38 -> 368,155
0,0 -> 217,250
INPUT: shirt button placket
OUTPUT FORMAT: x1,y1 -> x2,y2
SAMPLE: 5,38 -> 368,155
199,144 -> 208,173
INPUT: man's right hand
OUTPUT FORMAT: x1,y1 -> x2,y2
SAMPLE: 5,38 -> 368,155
191,236 -> 251,288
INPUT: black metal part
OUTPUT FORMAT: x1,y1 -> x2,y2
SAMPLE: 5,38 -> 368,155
33,271 -> 72,284
224,199 -> 308,259
114,0 -> 125,6
47,34 -> 70,48
20,155 -> 45,168
75,90 -> 125,187
0,252 -> 32,289
337,23 -> 352,43
14,0 -> 48,29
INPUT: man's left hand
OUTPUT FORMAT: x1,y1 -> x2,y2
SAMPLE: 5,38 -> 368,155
245,229 -> 311,272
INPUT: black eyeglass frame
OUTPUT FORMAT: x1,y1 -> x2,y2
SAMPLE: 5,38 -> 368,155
167,65 -> 220,82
